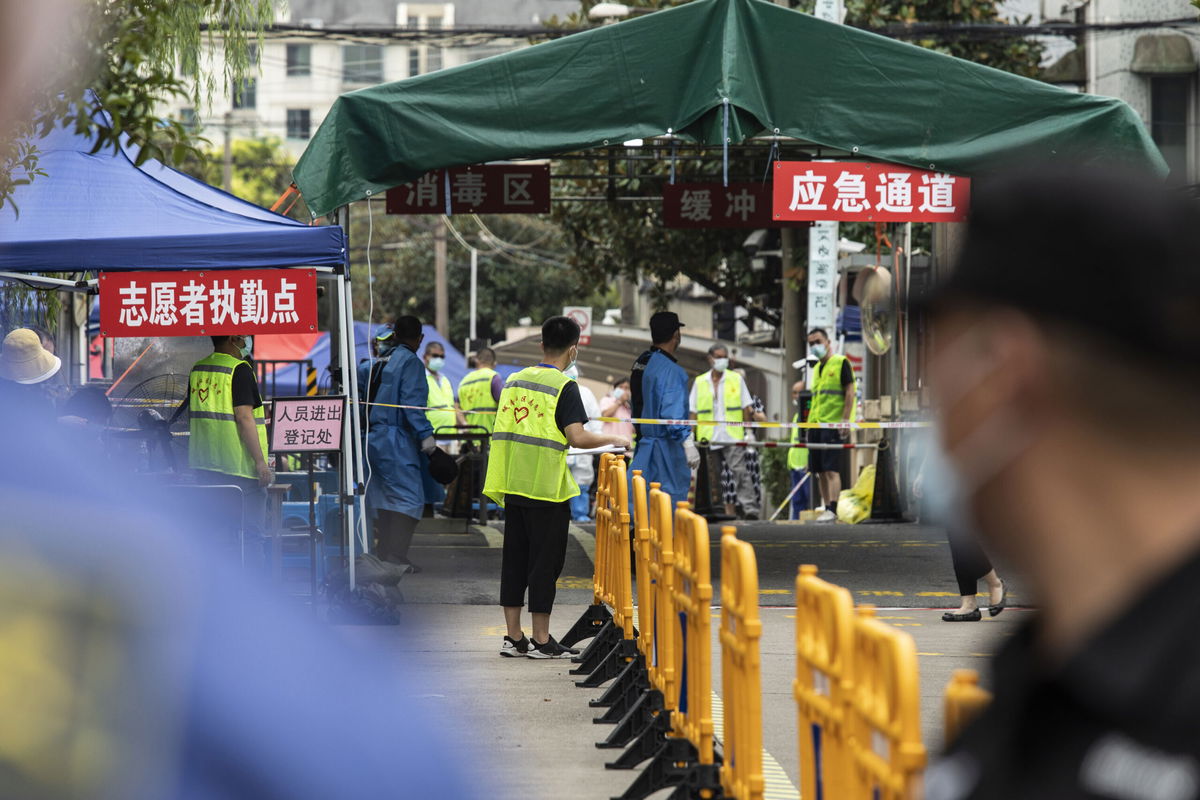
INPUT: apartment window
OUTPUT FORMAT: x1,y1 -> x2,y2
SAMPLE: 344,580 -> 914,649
231,78 -> 256,109
408,47 -> 421,77
179,107 -> 199,131
286,109 -> 312,140
427,15 -> 443,29
286,43 -> 312,76
1151,76 -> 1190,181
427,47 -> 443,73
343,44 -> 384,84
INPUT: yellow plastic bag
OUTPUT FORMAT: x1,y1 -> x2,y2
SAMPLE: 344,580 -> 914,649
836,464 -> 875,524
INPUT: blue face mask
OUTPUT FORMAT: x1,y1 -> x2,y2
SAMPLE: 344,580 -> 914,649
809,343 -> 827,360
565,347 -> 578,374
427,356 -> 445,373
240,336 -> 253,359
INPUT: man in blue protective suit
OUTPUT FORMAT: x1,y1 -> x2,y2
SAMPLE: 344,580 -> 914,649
630,312 -> 700,506
357,325 -> 396,430
365,315 -> 436,573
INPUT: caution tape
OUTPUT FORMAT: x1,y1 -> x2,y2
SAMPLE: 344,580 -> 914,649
358,400 -> 929,431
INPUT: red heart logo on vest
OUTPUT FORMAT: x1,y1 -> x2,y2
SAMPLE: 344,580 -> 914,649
197,387 -> 209,404
513,406 -> 529,424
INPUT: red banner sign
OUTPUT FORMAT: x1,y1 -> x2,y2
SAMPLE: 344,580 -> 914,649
386,164 -> 551,214
772,162 -> 970,223
662,182 -> 809,228
99,269 -> 318,337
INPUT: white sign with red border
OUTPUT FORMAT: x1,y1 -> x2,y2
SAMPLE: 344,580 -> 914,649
564,306 -> 592,346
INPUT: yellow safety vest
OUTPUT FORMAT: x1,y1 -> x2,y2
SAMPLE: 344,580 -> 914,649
483,366 -> 578,508
188,352 -> 268,479
788,412 -> 809,470
694,369 -> 745,442
425,371 -> 456,434
458,367 -> 498,433
809,354 -> 856,424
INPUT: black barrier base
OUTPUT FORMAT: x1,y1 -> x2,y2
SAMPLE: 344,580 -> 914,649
591,653 -> 647,715
561,603 -> 613,648
576,637 -> 637,689
606,693 -> 669,770
570,620 -> 620,675
612,738 -> 722,800
597,686 -> 657,749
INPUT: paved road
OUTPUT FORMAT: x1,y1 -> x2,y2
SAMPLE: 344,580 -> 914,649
371,517 -> 1027,799
401,517 -> 1026,611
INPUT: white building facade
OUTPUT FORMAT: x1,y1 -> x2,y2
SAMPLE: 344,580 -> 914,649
181,0 -> 576,158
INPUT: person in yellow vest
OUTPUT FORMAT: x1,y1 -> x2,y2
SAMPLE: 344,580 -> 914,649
422,340 -> 461,437
805,328 -> 857,523
457,346 -> 502,433
188,334 -> 271,541
688,343 -> 766,519
484,316 -> 630,659
788,379 -> 813,519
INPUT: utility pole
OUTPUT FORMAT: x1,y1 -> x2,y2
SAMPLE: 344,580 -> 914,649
434,217 -> 449,337
222,111 -> 233,193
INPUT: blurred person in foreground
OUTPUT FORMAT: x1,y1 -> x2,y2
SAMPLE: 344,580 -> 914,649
484,316 -> 630,658
924,167 -> 1200,799
0,370 -> 481,800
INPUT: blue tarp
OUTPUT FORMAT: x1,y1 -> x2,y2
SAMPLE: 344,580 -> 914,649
0,120 -> 345,272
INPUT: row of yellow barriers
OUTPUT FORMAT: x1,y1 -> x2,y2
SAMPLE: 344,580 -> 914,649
562,453 -> 990,800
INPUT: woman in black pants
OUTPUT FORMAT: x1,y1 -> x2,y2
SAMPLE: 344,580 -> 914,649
942,528 -> 1006,622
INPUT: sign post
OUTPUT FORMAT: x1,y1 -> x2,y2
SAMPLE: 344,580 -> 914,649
270,395 -> 346,602
564,306 -> 593,346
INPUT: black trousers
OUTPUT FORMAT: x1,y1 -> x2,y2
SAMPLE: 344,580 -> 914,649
948,528 -> 993,597
500,498 -> 570,614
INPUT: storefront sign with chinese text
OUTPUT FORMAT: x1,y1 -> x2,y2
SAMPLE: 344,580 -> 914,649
99,269 -> 317,337
773,162 -> 970,223
385,164 -> 551,214
269,396 -> 345,453
662,182 -> 806,228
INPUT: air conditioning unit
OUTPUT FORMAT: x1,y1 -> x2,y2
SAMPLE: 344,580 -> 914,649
1041,0 -> 1087,24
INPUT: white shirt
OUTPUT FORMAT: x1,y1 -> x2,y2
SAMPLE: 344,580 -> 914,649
688,369 -> 753,447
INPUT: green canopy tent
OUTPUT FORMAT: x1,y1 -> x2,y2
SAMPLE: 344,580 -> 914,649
293,0 -> 1164,217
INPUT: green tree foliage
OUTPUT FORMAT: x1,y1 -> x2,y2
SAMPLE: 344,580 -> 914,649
0,0 -> 277,213
175,136 -> 307,220
349,213 -> 612,346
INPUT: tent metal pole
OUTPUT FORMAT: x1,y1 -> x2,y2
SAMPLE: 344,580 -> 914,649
341,266 -> 367,548
332,204 -> 358,592
0,272 -> 91,291
469,246 -> 478,341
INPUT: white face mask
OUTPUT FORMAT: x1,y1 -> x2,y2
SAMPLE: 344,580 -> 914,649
922,325 -> 1034,536
712,357 -> 729,372
809,343 -> 827,360
427,356 -> 445,373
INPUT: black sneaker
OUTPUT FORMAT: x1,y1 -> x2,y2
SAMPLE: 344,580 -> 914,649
526,636 -> 579,659
500,635 -> 530,657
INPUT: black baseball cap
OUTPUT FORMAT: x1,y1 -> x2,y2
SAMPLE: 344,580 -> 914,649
919,164 -> 1200,370
649,311 -> 685,344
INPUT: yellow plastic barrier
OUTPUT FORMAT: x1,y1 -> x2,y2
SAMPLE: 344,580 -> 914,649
846,606 -> 927,800
671,503 -> 715,769
719,527 -> 764,800
631,472 -> 654,662
590,452 -> 617,610
943,670 -> 991,747
648,485 -> 679,713
602,456 -> 634,640
793,564 -> 856,800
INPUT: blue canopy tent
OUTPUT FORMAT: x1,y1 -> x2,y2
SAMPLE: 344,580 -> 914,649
0,118 -> 373,582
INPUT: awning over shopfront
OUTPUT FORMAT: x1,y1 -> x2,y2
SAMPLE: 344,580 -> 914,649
293,0 -> 1166,218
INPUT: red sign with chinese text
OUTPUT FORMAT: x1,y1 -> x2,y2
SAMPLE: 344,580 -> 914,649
99,269 -> 318,337
772,162 -> 970,223
385,164 -> 551,214
662,182 -> 807,228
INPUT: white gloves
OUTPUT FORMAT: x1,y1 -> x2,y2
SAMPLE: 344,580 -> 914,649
684,440 -> 701,470
420,436 -> 437,454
